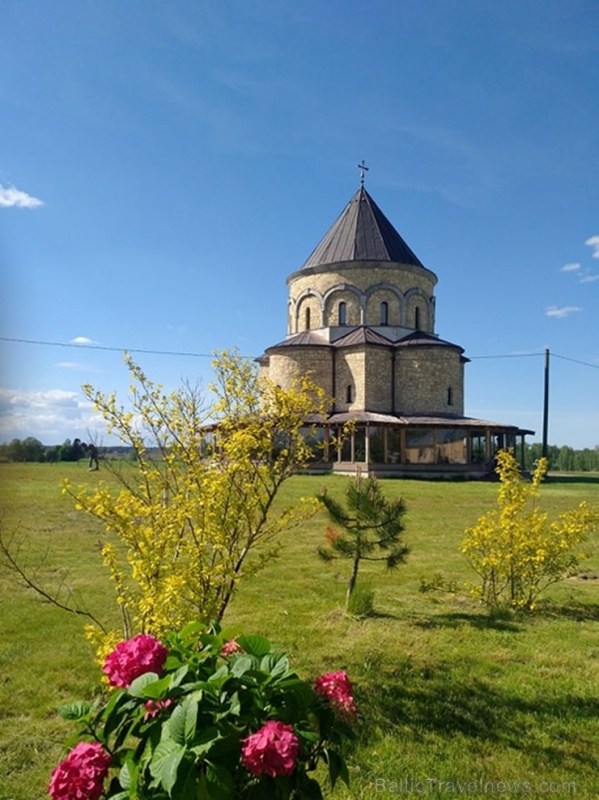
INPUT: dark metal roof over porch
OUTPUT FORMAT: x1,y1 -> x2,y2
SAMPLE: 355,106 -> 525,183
324,410 -> 534,435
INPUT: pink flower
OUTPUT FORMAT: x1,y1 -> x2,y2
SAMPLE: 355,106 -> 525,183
143,697 -> 174,721
221,639 -> 244,656
241,720 -> 300,778
49,741 -> 111,800
103,633 -> 169,688
314,671 -> 357,723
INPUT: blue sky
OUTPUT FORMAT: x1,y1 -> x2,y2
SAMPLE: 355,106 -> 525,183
1,0 -> 598,449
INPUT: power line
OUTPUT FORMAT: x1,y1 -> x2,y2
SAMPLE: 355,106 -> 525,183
1,336 -> 598,371
552,352 -> 599,370
469,352 -> 543,359
0,336 -> 216,359
470,350 -> 599,371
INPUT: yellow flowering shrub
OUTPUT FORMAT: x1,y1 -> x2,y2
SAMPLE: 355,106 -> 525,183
63,351 -> 328,644
462,450 -> 598,611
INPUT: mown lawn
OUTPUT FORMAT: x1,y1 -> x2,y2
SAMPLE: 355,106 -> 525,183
1,463 -> 598,799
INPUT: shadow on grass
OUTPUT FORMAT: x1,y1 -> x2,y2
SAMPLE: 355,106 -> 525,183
355,662 -> 599,769
545,473 -> 599,485
414,611 -> 521,633
536,601 -> 599,622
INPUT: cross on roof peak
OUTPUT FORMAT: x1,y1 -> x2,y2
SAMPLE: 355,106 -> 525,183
357,160 -> 369,187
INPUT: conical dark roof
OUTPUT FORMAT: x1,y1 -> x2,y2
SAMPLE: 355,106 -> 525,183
301,187 -> 424,269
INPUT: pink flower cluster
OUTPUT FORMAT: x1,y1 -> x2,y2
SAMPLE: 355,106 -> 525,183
103,633 -> 169,688
314,670 -> 357,723
143,697 -> 174,721
221,639 -> 244,656
49,742 -> 111,800
241,720 -> 300,778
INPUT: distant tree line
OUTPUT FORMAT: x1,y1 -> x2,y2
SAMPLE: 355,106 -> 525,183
523,442 -> 599,473
1,436 -> 599,472
0,438 -> 134,463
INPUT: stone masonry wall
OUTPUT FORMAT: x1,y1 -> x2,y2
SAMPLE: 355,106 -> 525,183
288,261 -> 436,333
263,348 -> 334,404
363,347 -> 394,411
335,349 -> 365,410
395,348 -> 464,414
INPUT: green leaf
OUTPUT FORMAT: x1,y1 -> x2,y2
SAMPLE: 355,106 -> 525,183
190,725 -> 220,757
179,619 -> 208,639
297,776 -> 325,799
326,748 -> 350,788
183,697 -> 199,743
58,700 -> 91,721
227,690 -> 241,717
139,673 -> 173,700
261,653 -> 290,680
118,760 -> 132,789
236,634 -> 272,657
230,655 -> 255,677
168,664 -> 189,690
168,696 -> 198,745
172,755 -> 199,800
204,761 -> 235,800
128,671 -> 161,698
101,694 -> 138,742
207,665 -> 229,684
149,739 -> 187,793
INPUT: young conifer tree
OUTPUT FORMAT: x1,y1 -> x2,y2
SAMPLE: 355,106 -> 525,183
317,472 -> 409,609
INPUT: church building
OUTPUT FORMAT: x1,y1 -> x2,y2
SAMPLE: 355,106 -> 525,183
257,179 -> 533,478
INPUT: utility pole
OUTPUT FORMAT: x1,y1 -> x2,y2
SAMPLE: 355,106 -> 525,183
542,348 -> 550,458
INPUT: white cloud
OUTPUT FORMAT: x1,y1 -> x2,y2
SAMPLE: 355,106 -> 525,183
585,235 -> 599,258
70,336 -> 97,345
55,361 -> 95,371
580,274 -> 599,284
0,183 -> 44,208
561,262 -> 581,272
0,387 -> 104,444
545,305 -> 583,319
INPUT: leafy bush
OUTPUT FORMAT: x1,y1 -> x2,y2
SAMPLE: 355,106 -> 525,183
62,351 -> 328,642
462,450 -> 599,611
51,622 -> 355,800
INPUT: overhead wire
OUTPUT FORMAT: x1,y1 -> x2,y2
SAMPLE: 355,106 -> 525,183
0,336 -> 217,359
0,336 -> 597,371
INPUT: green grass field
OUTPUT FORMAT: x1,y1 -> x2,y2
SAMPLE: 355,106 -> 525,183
1,463 -> 598,799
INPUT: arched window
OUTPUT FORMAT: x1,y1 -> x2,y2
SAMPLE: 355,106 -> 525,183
339,301 -> 347,325
380,301 -> 389,325
305,307 -> 311,330
414,306 -> 421,330
447,387 -> 453,406
346,385 -> 353,403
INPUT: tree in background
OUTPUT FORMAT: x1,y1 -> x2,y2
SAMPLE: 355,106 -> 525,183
462,449 -> 599,612
63,351 -> 329,648
58,438 -> 87,462
4,437 -> 45,462
317,473 -> 409,610
524,442 -> 599,472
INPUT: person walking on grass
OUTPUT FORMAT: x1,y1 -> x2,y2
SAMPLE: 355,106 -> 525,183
83,442 -> 99,471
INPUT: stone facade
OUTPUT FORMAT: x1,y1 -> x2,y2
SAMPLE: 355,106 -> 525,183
395,346 -> 464,415
288,262 -> 437,335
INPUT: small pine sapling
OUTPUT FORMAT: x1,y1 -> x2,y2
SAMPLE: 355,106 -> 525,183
317,472 -> 409,609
